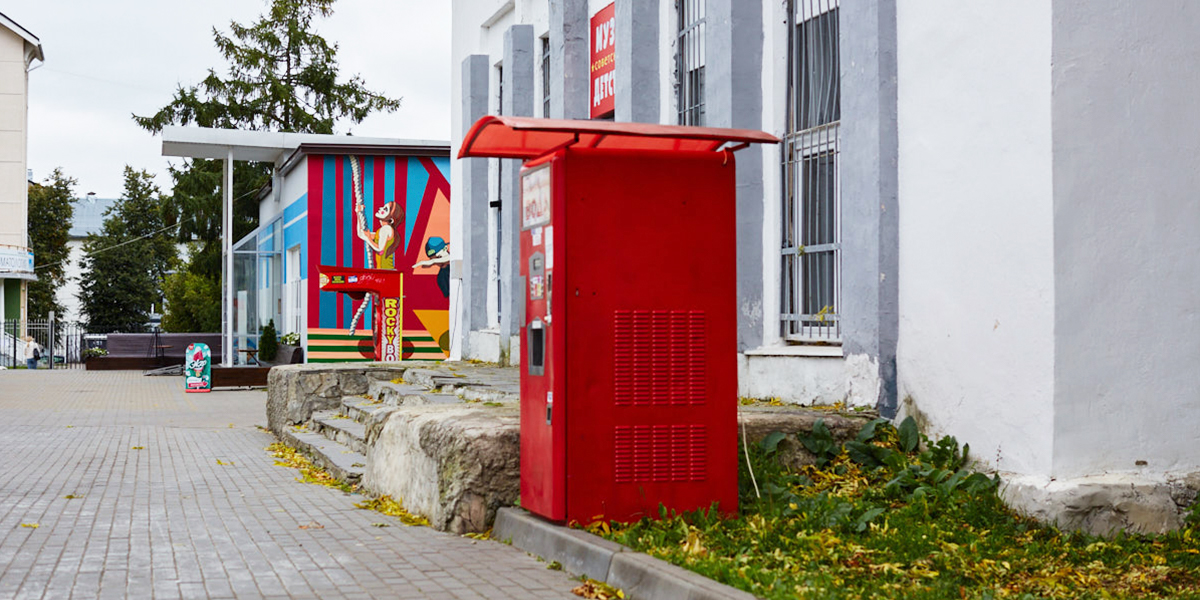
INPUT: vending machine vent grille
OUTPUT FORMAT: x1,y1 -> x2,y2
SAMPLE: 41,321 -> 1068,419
613,309 -> 706,406
614,424 -> 707,483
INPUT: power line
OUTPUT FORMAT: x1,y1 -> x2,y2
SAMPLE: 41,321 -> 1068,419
34,222 -> 181,271
37,184 -> 268,272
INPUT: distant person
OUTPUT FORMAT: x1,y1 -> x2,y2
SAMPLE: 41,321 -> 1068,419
22,336 -> 41,370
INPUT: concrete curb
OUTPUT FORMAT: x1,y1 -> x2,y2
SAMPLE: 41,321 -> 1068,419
494,508 -> 757,600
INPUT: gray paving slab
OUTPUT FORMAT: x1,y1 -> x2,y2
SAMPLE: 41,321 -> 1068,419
0,370 -> 577,600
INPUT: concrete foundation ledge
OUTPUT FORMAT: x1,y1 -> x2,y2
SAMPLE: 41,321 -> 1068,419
1001,472 -> 1200,537
494,507 -> 756,600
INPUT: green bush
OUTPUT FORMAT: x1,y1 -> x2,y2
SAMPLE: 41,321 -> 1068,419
259,319 -> 278,362
594,417 -> 1200,600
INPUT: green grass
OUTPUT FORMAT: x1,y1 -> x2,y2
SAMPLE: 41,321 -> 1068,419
590,419 -> 1200,599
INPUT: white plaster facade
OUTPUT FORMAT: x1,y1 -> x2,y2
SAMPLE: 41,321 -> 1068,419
0,13 -> 42,322
450,0 -> 1200,524
895,0 -> 1056,478
450,0 -> 837,391
894,0 -> 1200,527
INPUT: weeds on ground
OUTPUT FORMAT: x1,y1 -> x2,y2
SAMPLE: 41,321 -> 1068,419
354,495 -> 430,527
739,396 -> 785,407
593,418 -> 1200,599
570,577 -> 624,599
266,442 -> 356,494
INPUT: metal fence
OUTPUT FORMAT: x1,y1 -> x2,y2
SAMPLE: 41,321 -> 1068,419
1,319 -> 92,370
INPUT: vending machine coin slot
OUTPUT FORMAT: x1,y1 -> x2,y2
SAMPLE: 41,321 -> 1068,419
528,318 -> 545,376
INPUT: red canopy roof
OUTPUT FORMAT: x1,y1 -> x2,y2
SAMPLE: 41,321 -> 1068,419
457,115 -> 779,160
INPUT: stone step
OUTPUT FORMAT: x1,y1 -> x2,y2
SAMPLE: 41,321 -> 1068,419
402,368 -> 495,392
341,396 -> 391,424
453,384 -> 519,404
373,381 -> 465,407
400,391 -> 465,406
279,428 -> 367,485
311,409 -> 369,454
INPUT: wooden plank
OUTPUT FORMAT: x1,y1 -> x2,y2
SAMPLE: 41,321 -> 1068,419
85,356 -> 175,371
211,367 -> 270,388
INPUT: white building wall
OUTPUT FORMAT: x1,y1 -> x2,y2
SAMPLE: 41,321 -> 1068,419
0,27 -> 28,249
56,241 -> 191,325
451,0 -> 548,362
1049,0 -> 1200,481
895,0 -> 1055,477
55,240 -> 85,323
736,0 -> 854,404
451,0 -> 839,397
277,156 -> 309,223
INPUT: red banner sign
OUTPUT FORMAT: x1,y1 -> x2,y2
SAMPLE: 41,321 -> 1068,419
590,3 -> 616,118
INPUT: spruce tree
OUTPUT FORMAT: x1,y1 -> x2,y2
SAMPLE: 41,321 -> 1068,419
78,168 -> 178,333
133,0 -> 401,332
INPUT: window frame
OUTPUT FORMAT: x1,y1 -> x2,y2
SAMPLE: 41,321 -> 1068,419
541,35 -> 551,118
781,0 -> 842,344
676,0 -> 706,126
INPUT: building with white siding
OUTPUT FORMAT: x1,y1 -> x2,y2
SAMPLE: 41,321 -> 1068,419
450,0 -> 1200,532
0,12 -> 42,324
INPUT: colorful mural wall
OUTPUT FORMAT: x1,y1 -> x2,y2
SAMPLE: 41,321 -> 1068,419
306,154 -> 451,362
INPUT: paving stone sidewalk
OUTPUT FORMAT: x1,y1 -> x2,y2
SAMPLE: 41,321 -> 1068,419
0,370 -> 578,600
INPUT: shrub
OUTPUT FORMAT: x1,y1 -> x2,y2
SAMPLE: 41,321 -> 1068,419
259,319 -> 278,362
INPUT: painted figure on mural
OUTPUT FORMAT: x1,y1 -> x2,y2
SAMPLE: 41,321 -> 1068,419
414,237 -> 451,298
356,201 -> 402,269
310,153 -> 451,362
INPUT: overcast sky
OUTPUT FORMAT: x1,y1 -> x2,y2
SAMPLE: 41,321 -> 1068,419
10,0 -> 450,198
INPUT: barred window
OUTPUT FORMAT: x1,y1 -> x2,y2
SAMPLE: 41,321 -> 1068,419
489,63 -> 504,328
781,0 -> 840,342
676,0 -> 705,126
541,36 -> 551,118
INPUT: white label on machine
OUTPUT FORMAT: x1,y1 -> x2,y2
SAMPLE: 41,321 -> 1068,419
522,165 -> 551,229
531,226 -> 543,246
545,226 -> 554,269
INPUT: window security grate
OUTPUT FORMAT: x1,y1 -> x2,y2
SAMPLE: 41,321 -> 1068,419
676,0 -> 706,126
781,0 -> 841,342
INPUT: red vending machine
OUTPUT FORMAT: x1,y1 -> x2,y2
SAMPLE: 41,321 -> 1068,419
460,117 -> 777,524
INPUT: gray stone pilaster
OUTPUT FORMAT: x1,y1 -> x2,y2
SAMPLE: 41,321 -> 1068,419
549,0 -> 590,119
839,0 -> 899,416
461,55 -> 490,334
706,0 -> 764,352
499,25 -> 535,365
615,0 -> 660,123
